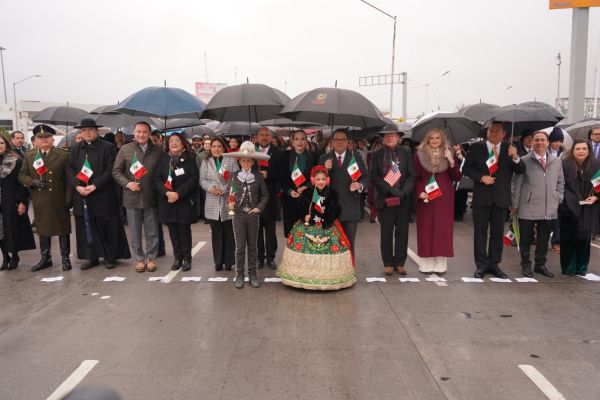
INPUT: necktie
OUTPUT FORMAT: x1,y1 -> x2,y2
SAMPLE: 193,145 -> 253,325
492,145 -> 499,160
337,155 -> 342,167
42,151 -> 47,160
595,144 -> 600,158
540,157 -> 546,171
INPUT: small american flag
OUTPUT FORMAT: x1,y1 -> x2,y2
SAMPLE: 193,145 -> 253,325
384,161 -> 401,187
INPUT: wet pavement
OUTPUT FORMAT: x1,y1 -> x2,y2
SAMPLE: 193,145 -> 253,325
1,213 -> 599,400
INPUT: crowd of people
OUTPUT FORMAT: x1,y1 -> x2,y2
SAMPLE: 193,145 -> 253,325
0,119 -> 599,290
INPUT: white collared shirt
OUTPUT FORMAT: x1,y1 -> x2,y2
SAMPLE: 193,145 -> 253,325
485,141 -> 520,163
335,151 -> 346,164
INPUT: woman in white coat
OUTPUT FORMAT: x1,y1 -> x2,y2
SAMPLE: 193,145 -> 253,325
200,137 -> 239,271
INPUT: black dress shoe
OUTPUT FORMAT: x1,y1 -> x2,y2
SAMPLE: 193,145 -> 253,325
171,259 -> 182,271
534,265 -> 554,278
1,256 -> 10,271
7,255 -> 20,270
81,259 -> 100,270
31,256 -> 53,272
181,259 -> 191,272
521,266 -> 533,278
224,265 -> 232,271
257,259 -> 265,269
489,265 -> 508,279
105,261 -> 117,269
474,267 -> 487,279
267,259 -> 277,270
62,257 -> 72,271
215,264 -> 223,271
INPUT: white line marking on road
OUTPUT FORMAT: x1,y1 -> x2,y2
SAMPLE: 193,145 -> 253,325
208,277 -> 228,282
399,277 -> 420,282
406,247 -> 449,285
100,296 -> 111,300
162,241 -> 207,283
264,277 -> 282,283
103,277 -> 125,282
462,277 -> 484,283
366,277 -> 386,282
518,364 -> 566,400
591,242 -> 600,249
515,277 -> 538,283
148,276 -> 167,282
192,241 -> 207,256
46,360 -> 98,400
181,277 -> 202,282
90,293 -> 99,296
428,273 -> 448,286
41,276 -> 63,282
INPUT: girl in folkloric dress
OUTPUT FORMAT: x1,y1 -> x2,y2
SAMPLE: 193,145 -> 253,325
277,166 -> 355,291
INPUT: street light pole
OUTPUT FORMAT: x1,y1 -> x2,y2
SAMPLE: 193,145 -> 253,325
359,0 -> 397,118
13,74 -> 41,131
556,52 -> 562,108
0,47 -> 7,104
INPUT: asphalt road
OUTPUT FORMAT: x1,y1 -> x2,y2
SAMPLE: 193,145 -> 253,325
1,212 -> 599,400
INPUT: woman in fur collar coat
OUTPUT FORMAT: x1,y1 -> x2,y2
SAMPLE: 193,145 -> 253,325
413,128 -> 462,274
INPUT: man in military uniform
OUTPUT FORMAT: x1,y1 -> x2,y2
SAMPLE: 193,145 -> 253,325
18,124 -> 72,271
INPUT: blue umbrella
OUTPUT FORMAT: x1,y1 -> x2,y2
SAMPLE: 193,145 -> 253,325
115,86 -> 207,121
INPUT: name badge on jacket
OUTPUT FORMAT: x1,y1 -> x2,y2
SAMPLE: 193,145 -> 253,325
175,168 -> 185,176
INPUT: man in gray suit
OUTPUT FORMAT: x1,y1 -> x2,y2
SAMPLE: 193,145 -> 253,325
320,129 -> 369,255
511,130 -> 564,278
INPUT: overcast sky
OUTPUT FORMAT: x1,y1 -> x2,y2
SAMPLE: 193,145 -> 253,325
2,0 -> 600,119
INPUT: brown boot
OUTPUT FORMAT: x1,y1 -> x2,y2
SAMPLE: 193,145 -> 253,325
384,266 -> 393,276
395,265 -> 407,275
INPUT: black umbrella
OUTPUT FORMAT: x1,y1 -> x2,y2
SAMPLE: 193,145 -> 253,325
459,103 -> 500,122
90,104 -> 120,114
179,125 -> 215,139
92,113 -> 156,129
155,117 -> 205,130
279,87 -> 387,128
33,106 -> 88,127
519,101 -> 563,120
215,121 -> 259,137
565,118 -> 600,140
259,118 -> 318,128
411,111 -> 482,144
201,83 -> 290,123
115,86 -> 207,122
488,104 -> 564,140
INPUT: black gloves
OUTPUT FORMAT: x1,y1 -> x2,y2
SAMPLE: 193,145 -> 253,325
30,179 -> 48,190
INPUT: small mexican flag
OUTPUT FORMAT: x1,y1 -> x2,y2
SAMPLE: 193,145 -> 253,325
425,174 -> 442,201
312,189 -> 324,213
76,158 -> 93,184
503,230 -> 515,247
33,150 -> 48,175
486,148 -> 498,174
228,185 -> 237,204
591,168 -> 600,193
346,154 -> 361,181
164,168 -> 173,190
129,154 -> 147,180
218,163 -> 229,181
291,159 -> 306,186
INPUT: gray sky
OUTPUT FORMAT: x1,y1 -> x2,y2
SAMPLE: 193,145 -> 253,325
2,0 -> 600,119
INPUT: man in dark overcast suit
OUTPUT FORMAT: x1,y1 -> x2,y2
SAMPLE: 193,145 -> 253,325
319,128 -> 369,255
463,121 -> 525,279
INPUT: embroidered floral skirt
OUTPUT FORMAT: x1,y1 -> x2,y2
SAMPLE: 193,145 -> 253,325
276,221 -> 356,290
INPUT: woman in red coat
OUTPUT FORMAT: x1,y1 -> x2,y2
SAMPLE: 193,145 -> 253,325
414,128 -> 462,274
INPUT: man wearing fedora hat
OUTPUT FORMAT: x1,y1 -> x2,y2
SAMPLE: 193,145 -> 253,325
67,118 -> 131,270
19,124 -> 73,271
369,122 -> 416,276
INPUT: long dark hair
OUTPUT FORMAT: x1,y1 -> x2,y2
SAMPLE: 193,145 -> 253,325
565,139 -> 593,178
206,137 -> 228,160
0,134 -> 16,154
